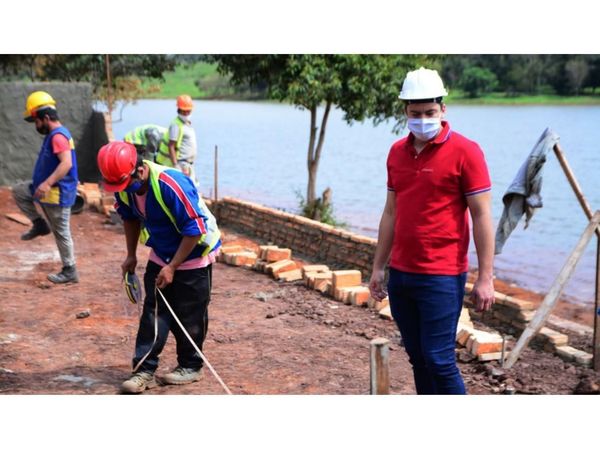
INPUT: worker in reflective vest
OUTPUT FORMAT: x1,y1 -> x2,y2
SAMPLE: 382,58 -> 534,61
13,91 -> 79,284
98,141 -> 221,394
156,95 -> 198,187
123,124 -> 166,160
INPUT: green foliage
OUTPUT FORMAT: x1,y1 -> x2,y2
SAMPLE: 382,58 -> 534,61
295,190 -> 346,228
207,54 -> 439,221
442,55 -> 600,97
0,54 -> 176,108
209,54 -> 438,132
458,66 -> 498,98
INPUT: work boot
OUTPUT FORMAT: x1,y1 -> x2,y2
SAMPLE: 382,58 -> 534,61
159,366 -> 202,385
121,372 -> 157,394
47,265 -> 79,284
21,218 -> 50,241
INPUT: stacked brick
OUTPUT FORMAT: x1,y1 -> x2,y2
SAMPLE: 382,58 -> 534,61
213,197 -> 593,366
217,244 -> 259,268
456,308 -> 506,361
464,282 -> 592,367
78,183 -> 114,217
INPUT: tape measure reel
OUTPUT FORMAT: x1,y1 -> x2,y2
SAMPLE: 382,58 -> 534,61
124,271 -> 142,304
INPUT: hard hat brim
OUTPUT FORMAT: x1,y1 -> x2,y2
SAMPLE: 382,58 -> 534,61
101,177 -> 131,193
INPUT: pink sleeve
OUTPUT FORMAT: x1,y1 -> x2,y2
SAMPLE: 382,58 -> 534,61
461,144 -> 492,196
51,134 -> 71,154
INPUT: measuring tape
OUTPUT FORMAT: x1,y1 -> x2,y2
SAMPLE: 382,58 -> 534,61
127,273 -> 232,395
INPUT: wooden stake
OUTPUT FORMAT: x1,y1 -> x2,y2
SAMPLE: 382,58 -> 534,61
553,142 -> 600,370
214,145 -> 219,202
553,143 -> 598,235
370,338 -> 390,395
504,211 -> 600,369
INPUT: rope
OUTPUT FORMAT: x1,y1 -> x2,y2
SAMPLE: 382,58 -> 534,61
156,286 -> 232,395
132,293 -> 158,373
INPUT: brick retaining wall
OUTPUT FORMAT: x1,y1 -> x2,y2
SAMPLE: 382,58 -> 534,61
214,197 -> 377,278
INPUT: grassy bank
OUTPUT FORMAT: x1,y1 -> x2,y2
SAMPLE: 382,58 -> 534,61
141,61 -> 257,100
143,63 -> 600,105
447,91 -> 600,105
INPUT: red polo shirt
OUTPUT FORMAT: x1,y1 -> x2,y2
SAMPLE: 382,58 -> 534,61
386,121 -> 491,275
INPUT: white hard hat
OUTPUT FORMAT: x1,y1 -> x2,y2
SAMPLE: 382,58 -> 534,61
398,67 -> 448,101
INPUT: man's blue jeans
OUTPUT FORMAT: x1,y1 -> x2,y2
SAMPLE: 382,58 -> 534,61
388,268 -> 467,395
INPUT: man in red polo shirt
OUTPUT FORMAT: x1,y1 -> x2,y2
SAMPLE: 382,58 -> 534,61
369,67 -> 495,394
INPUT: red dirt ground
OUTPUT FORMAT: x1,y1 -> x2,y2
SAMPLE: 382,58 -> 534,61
1,187 -> 599,395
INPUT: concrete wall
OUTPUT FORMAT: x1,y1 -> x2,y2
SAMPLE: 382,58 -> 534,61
0,82 -> 109,186
215,197 -> 377,278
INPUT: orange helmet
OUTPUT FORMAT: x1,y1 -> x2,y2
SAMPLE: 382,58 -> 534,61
97,141 -> 137,192
176,94 -> 193,111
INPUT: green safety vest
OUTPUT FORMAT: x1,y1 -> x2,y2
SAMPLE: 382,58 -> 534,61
124,124 -> 165,147
118,160 -> 220,257
156,117 -> 185,167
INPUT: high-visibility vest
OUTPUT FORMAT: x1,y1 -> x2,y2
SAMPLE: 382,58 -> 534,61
32,126 -> 78,207
118,160 -> 220,257
124,124 -> 166,148
156,117 -> 185,167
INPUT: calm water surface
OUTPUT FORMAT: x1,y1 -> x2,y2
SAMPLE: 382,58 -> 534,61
109,100 -> 600,304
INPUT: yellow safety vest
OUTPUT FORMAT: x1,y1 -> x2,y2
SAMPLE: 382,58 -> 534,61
118,160 -> 220,257
156,117 -> 185,167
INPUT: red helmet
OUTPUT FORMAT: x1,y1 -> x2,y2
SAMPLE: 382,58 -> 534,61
97,141 -> 137,192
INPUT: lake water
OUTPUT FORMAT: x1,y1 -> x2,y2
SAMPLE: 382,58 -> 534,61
109,99 -> 600,305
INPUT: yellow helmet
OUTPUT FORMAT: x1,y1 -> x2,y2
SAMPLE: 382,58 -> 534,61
24,91 -> 56,122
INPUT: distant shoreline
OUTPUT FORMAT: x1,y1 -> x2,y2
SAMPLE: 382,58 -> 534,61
137,95 -> 600,107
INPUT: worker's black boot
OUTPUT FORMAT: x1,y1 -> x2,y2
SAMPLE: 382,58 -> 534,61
21,218 -> 51,241
48,265 -> 79,284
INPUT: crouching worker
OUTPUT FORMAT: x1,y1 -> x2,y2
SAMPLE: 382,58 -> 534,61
97,141 -> 221,394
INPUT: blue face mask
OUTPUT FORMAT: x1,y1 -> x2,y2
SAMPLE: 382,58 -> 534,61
124,180 -> 143,194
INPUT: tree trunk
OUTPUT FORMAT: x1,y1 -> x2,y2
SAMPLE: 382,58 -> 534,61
305,101 -> 332,210
306,105 -> 318,205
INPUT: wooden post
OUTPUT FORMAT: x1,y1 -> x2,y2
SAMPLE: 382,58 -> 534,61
553,143 -> 598,236
214,145 -> 219,202
553,142 -> 600,370
370,338 -> 390,395
594,239 -> 600,370
105,54 -> 113,117
504,211 -> 600,369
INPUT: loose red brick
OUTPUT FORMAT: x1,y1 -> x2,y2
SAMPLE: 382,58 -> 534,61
301,265 -> 330,277
331,270 -> 362,290
259,245 -> 278,259
231,252 -> 258,267
266,259 -> 296,277
221,245 -> 244,254
278,269 -> 303,282
348,287 -> 370,306
265,248 -> 292,262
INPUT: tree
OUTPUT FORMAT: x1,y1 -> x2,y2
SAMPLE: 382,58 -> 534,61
0,54 -> 176,115
208,54 -> 437,218
458,66 -> 498,98
565,57 -> 590,95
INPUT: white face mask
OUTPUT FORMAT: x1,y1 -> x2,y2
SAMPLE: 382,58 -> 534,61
179,113 -> 191,122
407,117 -> 441,141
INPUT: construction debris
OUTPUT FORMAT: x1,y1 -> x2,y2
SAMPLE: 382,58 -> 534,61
5,213 -> 31,226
